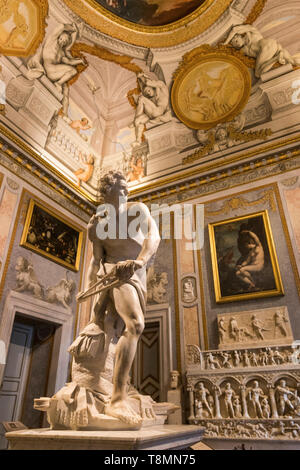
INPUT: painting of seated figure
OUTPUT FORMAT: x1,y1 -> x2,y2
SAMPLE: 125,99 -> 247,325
208,210 -> 284,303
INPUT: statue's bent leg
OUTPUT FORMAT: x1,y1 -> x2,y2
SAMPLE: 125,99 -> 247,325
104,283 -> 144,425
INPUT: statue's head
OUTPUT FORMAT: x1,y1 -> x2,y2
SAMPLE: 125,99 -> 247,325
58,32 -> 71,48
99,170 -> 128,204
15,256 -> 28,272
144,86 -> 155,98
170,370 -> 180,389
215,127 -> 227,141
231,33 -> 245,49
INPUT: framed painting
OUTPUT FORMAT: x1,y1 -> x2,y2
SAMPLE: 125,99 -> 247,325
208,211 -> 284,303
20,199 -> 83,272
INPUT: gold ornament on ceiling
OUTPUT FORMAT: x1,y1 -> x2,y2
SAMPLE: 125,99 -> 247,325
63,0 -> 232,48
171,45 -> 252,130
0,0 -> 48,57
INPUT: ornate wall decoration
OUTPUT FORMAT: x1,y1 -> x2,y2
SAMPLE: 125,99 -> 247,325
217,306 -> 293,349
171,47 -> 251,130
182,276 -> 197,304
208,210 -> 284,303
186,341 -> 300,443
0,0 -> 48,57
183,124 -> 273,165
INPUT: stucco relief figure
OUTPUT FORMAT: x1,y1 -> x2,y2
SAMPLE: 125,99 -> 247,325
27,23 -> 86,114
261,397 -> 271,419
14,256 -> 44,299
225,24 -> 300,78
221,382 -> 235,418
34,171 -> 177,430
147,267 -> 168,304
206,352 -> 220,370
133,73 -> 171,145
251,314 -> 269,340
184,65 -> 242,122
275,380 -> 297,417
274,310 -> 288,337
195,382 -> 213,418
247,380 -> 265,418
218,317 -> 227,343
73,153 -> 95,187
45,272 -> 76,309
182,277 -> 196,303
220,351 -> 232,369
229,316 -> 240,342
233,396 -> 243,418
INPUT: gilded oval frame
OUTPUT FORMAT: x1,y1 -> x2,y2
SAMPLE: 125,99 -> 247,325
171,51 -> 252,130
63,0 -> 232,48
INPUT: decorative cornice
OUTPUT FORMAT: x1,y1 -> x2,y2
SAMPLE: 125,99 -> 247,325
0,132 -> 94,221
130,145 -> 300,204
129,135 -> 300,200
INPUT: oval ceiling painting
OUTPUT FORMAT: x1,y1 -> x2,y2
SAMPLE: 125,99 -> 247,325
93,0 -> 206,26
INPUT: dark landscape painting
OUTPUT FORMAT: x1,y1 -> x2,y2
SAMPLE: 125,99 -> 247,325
94,0 -> 205,26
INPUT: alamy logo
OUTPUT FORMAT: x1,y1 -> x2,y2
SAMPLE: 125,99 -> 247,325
95,201 -> 204,251
0,340 -> 6,365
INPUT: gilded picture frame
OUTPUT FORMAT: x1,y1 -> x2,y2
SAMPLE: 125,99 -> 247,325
208,211 -> 284,303
0,0 -> 48,57
20,199 -> 83,272
171,50 -> 251,130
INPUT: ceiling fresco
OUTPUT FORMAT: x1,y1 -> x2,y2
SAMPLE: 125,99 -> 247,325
92,0 -> 205,27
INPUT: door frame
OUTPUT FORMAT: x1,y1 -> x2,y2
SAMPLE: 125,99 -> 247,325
0,291 -> 73,396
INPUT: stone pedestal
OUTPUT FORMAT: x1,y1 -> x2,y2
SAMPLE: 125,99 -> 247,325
5,425 -> 204,450
167,389 -> 182,425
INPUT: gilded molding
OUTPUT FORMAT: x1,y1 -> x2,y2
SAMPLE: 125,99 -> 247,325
0,188 -> 26,302
63,0 -> 232,48
171,47 -> 252,130
183,127 -> 273,165
0,123 -> 95,212
172,214 -> 182,375
246,0 -> 268,24
71,42 -> 143,77
0,0 -> 48,57
173,45 -> 255,82
274,183 -> 300,299
130,135 -> 300,199
204,188 -> 277,217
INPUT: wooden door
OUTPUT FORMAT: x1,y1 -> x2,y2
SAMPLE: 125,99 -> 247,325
0,322 -> 33,449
